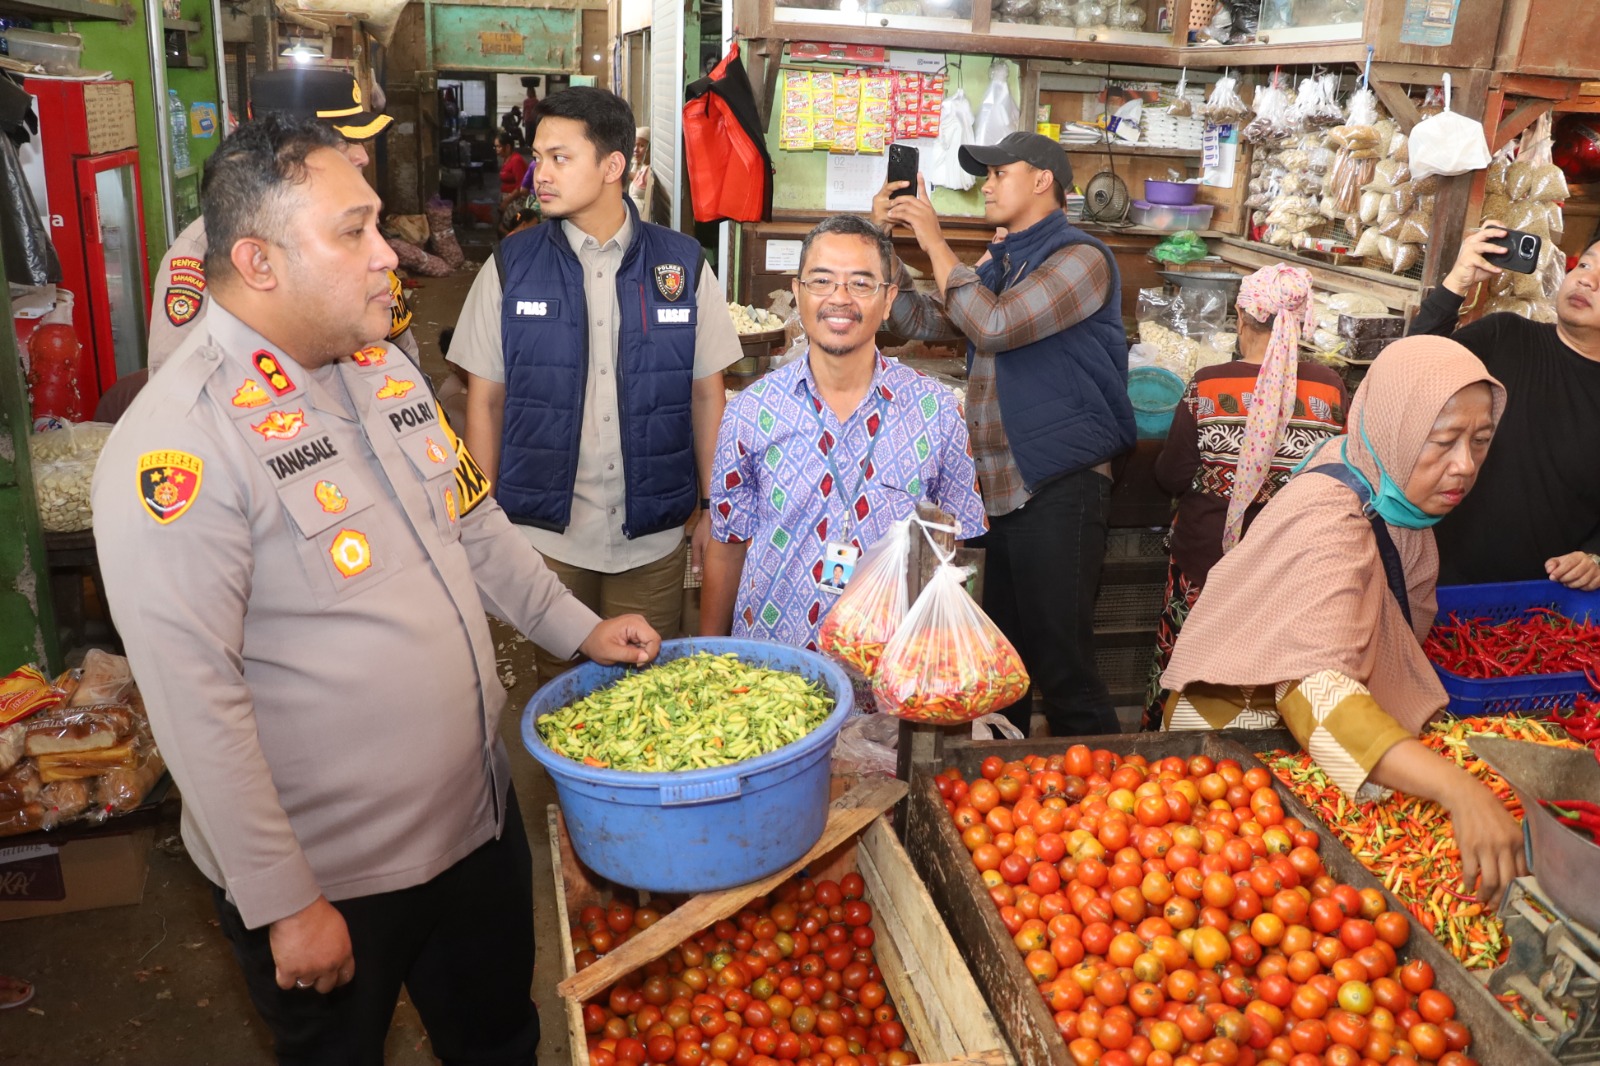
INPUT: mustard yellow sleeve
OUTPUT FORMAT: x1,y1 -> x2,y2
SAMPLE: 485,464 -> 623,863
1275,670 -> 1413,797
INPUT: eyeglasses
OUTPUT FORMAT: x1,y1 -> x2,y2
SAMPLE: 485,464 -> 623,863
798,276 -> 889,298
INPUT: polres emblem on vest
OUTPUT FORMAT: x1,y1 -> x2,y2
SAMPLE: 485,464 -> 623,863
654,263 -> 686,302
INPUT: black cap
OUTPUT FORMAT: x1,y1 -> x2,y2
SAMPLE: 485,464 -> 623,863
959,132 -> 1073,195
250,69 -> 392,140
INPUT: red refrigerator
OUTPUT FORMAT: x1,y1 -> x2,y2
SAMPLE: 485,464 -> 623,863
20,78 -> 151,404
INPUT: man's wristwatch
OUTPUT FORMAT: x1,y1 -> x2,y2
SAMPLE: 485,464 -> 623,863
700,497 -> 712,510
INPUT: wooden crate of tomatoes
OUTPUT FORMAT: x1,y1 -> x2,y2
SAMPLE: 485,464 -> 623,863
547,803 -> 1014,1066
901,731 -> 1558,1066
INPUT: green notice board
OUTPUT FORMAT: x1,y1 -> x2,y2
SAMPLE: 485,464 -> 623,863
766,53 -> 1019,219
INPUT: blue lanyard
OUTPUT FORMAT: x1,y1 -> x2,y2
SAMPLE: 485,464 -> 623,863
805,383 -> 888,542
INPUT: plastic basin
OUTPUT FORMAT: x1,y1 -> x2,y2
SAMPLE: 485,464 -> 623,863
1129,366 -> 1186,439
522,638 -> 854,893
1144,179 -> 1199,205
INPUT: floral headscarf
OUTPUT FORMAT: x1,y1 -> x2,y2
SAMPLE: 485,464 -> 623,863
1222,263 -> 1318,551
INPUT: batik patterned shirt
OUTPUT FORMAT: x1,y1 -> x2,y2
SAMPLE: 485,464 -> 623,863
711,351 -> 988,650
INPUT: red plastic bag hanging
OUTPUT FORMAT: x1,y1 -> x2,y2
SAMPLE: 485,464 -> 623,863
682,42 -> 774,224
873,563 -> 1030,724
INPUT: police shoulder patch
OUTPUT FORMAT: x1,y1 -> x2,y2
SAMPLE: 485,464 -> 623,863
138,450 -> 204,524
165,288 -> 202,327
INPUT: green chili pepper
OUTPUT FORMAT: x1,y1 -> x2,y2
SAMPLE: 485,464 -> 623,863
537,653 -> 834,772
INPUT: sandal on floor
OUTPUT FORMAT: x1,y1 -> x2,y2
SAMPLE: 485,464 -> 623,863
0,976 -> 34,1010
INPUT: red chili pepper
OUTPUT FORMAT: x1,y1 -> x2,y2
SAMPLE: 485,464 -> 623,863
1425,609 -> 1600,680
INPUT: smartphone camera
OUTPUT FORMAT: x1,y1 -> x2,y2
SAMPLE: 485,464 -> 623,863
1518,234 -> 1539,259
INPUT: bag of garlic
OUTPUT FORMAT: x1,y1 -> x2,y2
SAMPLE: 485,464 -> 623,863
29,421 -> 113,533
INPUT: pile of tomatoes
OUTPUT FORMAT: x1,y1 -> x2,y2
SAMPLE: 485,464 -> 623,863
571,874 -> 919,1066
934,747 -> 1477,1066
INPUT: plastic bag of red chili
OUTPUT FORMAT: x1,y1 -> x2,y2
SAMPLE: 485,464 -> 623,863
873,563 -> 1029,724
818,518 -> 911,678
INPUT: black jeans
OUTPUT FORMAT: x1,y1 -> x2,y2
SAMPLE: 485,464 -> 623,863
212,787 -> 539,1066
978,468 -> 1119,737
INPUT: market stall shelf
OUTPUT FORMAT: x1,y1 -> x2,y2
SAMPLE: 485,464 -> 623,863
548,783 -> 1016,1066
902,729 -> 1560,1066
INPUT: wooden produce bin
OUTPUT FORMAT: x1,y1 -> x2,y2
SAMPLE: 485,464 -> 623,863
902,730 -> 1559,1066
549,802 -> 1016,1066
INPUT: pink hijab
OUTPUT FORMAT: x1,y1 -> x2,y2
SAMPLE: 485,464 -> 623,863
1223,264 -> 1317,552
1163,337 -> 1506,732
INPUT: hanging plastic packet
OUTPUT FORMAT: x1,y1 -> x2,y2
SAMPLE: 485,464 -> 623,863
1168,68 -> 1193,118
874,563 -> 1030,725
1200,73 -> 1248,126
1243,74 -> 1291,145
974,60 -> 1019,146
1410,74 -> 1491,180
817,519 -> 911,678
926,88 -> 977,191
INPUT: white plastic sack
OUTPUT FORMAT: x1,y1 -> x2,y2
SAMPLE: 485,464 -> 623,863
973,62 -> 1019,146
927,89 -> 976,191
1410,74 -> 1491,180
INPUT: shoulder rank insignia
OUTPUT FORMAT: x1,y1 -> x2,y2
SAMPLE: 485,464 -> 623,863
424,436 -> 449,464
351,346 -> 387,369
165,288 -> 202,328
253,351 -> 296,396
252,409 -> 306,442
232,379 -> 270,409
443,486 -> 458,524
329,528 -> 372,577
138,451 -> 203,524
654,263 -> 686,302
376,375 -> 416,400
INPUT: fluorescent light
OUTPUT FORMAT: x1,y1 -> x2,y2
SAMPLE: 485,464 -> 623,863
279,39 -> 324,61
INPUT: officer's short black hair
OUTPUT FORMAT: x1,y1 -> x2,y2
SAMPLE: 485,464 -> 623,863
202,112 -> 344,281
532,87 -> 635,167
799,215 -> 895,283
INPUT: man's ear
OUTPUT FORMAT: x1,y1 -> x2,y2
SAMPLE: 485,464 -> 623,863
881,284 -> 899,325
1036,168 -> 1054,198
228,238 -> 279,293
605,150 -> 629,185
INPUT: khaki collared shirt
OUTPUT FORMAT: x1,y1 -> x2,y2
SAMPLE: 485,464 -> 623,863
450,215 -> 742,573
93,302 -> 598,929
146,218 -> 420,375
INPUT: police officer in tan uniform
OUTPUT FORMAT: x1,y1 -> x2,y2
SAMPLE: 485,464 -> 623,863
147,68 -> 418,375
94,114 -> 659,1065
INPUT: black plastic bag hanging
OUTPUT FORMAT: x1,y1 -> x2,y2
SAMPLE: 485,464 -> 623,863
0,75 -> 59,286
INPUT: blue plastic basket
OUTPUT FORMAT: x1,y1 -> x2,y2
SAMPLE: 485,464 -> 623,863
1431,580 -> 1600,716
522,638 -> 853,893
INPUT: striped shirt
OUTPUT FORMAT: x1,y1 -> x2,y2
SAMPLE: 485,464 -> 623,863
889,244 -> 1112,517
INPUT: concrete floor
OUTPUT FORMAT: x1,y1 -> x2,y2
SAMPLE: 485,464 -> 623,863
0,235 -> 589,1066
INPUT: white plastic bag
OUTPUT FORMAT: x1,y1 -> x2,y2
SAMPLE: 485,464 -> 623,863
1410,74 -> 1491,180
927,89 -> 977,191
973,61 -> 1019,146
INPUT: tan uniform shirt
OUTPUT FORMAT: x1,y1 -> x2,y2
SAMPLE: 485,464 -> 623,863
449,216 -> 742,573
147,218 -> 420,374
93,302 -> 598,929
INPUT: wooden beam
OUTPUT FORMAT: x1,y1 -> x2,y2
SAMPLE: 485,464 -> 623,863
554,777 -> 908,1003
1491,72 -> 1584,100
1372,82 -> 1421,133
1214,238 -> 1421,312
1492,98 -> 1555,153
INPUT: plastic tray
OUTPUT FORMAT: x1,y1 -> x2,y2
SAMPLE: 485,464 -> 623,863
1431,579 -> 1600,715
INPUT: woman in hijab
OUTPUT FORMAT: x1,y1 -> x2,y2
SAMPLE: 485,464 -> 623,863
1145,264 -> 1348,727
1162,336 -> 1527,908
629,126 -> 653,218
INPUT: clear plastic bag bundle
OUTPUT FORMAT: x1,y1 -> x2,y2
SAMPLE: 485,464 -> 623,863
1200,75 -> 1248,126
1243,78 -> 1291,145
817,518 -> 910,678
873,564 -> 1030,724
29,421 -> 113,533
1168,68 -> 1193,118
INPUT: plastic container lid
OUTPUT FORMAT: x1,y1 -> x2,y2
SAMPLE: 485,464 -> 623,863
1132,200 -> 1214,214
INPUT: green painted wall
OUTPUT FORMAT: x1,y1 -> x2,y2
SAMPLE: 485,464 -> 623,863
765,52 -> 1017,217
0,284 -> 60,674
166,0 -> 224,232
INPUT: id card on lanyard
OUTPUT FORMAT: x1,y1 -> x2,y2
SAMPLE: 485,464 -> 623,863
808,389 -> 886,596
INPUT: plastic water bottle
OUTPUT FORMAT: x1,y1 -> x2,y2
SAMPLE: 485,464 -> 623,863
168,89 -> 190,172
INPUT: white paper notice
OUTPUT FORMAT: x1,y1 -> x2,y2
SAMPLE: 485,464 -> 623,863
765,240 -> 802,272
825,153 -> 888,212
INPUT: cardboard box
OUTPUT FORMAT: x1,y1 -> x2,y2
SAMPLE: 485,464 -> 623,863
0,828 -> 153,921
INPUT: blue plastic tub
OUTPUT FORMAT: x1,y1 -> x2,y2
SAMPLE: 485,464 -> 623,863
522,638 -> 854,893
1129,366 -> 1187,439
1431,580 -> 1600,716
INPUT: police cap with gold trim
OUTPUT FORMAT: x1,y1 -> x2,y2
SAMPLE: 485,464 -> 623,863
250,69 -> 392,141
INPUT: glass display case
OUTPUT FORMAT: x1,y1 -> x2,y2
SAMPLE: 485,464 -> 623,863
773,0 -> 974,34
1253,0 -> 1365,44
